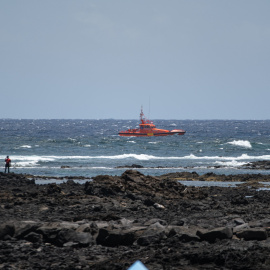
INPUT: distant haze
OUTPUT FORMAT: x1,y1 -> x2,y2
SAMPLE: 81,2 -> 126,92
1,1 -> 269,119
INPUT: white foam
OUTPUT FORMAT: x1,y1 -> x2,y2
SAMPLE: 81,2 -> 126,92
227,140 -> 252,148
9,153 -> 270,168
14,162 -> 38,167
215,160 -> 247,167
13,155 -> 55,162
20,145 -> 32,148
96,154 -> 156,160
11,155 -> 55,167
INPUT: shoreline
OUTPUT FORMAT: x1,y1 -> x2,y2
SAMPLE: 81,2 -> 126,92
1,170 -> 270,269
10,159 -> 270,182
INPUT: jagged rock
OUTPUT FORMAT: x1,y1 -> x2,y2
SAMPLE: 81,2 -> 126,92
24,232 -> 43,243
249,219 -> 270,228
57,229 -> 93,247
144,219 -> 167,226
233,223 -> 249,233
2,171 -> 270,269
233,218 -> 246,225
96,227 -> 138,247
167,226 -> 200,242
76,221 -> 98,235
84,175 -> 123,196
242,160 -> 270,170
137,229 -> 167,246
58,221 -> 79,230
121,170 -> 146,184
136,221 -> 167,246
47,183 -> 61,194
171,219 -> 185,226
36,224 -> 62,245
14,221 -> 41,239
0,223 -> 15,239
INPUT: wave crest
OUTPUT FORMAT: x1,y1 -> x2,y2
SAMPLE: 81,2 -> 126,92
228,140 -> 252,148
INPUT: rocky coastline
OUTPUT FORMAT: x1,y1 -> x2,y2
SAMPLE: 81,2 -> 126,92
116,160 -> 270,171
1,169 -> 270,269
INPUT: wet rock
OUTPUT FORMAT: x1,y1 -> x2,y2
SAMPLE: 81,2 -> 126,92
115,164 -> 144,169
242,160 -> 270,170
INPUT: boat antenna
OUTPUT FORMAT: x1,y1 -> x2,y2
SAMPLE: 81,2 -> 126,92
148,96 -> 151,120
140,106 -> 146,124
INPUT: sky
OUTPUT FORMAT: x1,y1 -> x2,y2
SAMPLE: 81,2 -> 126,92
1,1 -> 270,120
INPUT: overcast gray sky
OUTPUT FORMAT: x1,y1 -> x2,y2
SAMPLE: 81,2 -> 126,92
1,1 -> 269,119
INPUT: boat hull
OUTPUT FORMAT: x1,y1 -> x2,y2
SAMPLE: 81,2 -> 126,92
119,129 -> 185,137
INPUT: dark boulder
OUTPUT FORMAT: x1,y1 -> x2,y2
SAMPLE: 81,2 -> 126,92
168,226 -> 200,242
96,227 -> 137,247
235,228 -> 268,241
57,229 -> 93,247
0,223 -> 15,240
14,221 -> 41,239
197,227 -> 233,243
24,232 -> 43,243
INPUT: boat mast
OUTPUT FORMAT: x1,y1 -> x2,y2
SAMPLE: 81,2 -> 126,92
140,106 -> 145,124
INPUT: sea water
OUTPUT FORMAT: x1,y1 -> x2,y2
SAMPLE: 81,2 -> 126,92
0,119 -> 270,178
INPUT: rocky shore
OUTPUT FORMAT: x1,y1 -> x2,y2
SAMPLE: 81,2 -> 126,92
116,160 -> 270,171
1,170 -> 270,269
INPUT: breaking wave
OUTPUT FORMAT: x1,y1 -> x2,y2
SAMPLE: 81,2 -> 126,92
227,140 -> 252,148
11,153 -> 270,167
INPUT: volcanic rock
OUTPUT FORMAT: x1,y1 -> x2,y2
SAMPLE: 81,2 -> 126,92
1,170 -> 270,269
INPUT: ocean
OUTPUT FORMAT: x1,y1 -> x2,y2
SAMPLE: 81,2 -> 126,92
0,119 -> 270,178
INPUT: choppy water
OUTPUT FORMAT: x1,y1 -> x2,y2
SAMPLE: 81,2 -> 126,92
0,119 -> 270,177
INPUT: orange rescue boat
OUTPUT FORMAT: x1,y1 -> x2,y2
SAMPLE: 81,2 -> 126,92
119,108 -> 186,137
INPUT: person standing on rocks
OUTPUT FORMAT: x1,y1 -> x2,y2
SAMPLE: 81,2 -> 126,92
5,156 -> 11,173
